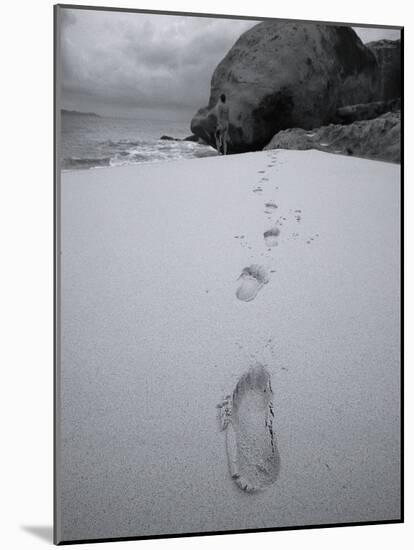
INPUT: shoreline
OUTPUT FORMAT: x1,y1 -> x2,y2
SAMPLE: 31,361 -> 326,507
60,146 -> 400,174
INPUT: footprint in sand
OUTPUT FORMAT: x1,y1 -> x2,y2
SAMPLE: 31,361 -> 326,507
236,265 -> 269,302
264,202 -> 278,216
217,364 -> 280,492
264,226 -> 280,247
293,209 -> 302,223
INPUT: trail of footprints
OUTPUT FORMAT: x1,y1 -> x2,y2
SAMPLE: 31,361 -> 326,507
218,154 -> 280,493
217,152 -> 320,493
235,152 -> 318,303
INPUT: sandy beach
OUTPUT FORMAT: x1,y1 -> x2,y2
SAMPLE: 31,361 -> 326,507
58,149 -> 400,541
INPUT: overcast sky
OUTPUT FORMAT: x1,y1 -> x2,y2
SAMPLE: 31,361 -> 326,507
60,8 -> 401,120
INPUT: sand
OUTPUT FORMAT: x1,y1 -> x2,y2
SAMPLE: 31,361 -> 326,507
57,149 -> 401,542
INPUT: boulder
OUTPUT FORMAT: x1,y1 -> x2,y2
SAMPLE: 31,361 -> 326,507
191,21 -> 379,153
264,110 -> 401,163
366,39 -> 401,101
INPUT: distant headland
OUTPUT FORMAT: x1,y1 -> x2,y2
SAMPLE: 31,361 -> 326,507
61,109 -> 100,117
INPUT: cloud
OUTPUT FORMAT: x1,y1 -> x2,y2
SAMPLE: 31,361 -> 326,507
60,9 -> 255,116
353,26 -> 400,44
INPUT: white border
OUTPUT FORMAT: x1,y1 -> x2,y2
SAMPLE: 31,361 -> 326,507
1,1 -> 410,548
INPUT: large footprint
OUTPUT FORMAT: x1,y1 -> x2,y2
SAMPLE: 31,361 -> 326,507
236,265 -> 269,302
217,364 -> 280,492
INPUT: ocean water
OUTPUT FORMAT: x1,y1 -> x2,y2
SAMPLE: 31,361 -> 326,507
60,112 -> 217,170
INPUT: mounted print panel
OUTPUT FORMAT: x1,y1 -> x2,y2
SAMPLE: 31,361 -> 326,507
54,4 -> 403,544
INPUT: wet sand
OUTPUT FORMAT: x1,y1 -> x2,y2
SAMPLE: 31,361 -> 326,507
57,150 -> 401,542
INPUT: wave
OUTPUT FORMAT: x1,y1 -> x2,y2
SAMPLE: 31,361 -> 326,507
62,138 -> 217,170
62,156 -> 112,169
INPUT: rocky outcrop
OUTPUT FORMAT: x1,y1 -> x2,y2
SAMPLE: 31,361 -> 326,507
366,39 -> 401,101
191,21 -> 379,153
264,111 -> 401,163
159,134 -> 207,144
336,98 -> 400,124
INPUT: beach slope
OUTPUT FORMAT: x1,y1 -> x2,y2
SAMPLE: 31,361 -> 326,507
58,150 -> 401,542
